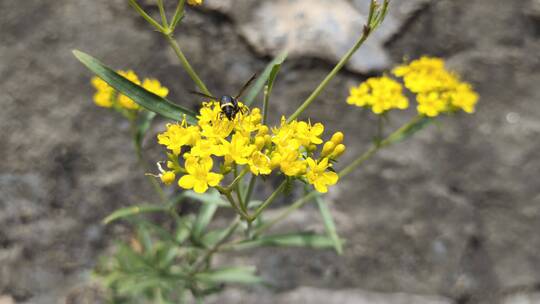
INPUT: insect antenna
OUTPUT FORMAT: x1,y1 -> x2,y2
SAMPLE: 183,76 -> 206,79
189,91 -> 217,100
234,73 -> 257,99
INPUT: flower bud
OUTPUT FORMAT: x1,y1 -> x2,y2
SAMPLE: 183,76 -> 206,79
258,125 -> 269,136
330,132 -> 344,145
331,144 -> 346,158
160,171 -> 176,185
321,141 -> 335,157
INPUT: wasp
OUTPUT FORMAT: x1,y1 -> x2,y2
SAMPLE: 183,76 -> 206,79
190,73 -> 257,120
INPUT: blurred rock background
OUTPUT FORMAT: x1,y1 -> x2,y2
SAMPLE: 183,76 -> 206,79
1,0 -> 540,303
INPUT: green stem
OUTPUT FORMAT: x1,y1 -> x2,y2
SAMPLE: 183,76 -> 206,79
219,189 -> 250,219
243,175 -> 257,208
130,120 -> 167,203
287,32 -> 371,122
170,0 -> 186,32
262,85 -> 271,124
156,0 -> 169,28
164,34 -> 212,96
128,0 -> 166,32
255,191 -> 318,236
248,180 -> 287,222
225,167 -> 249,192
190,216 -> 241,272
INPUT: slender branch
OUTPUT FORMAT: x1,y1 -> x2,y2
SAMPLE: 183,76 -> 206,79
225,167 -> 249,192
164,34 -> 212,96
287,32 -> 370,122
248,180 -> 287,222
128,0 -> 166,32
243,175 -> 257,208
170,0 -> 186,32
156,0 -> 169,28
190,216 -> 241,272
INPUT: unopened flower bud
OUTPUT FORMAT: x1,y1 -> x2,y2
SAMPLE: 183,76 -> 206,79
331,144 -> 346,158
330,132 -> 344,145
255,136 -> 266,150
160,171 -> 176,185
321,141 -> 336,157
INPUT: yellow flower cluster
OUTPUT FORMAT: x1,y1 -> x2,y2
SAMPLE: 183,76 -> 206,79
393,57 -> 479,117
187,0 -> 203,5
91,70 -> 169,111
157,102 -> 345,193
346,76 -> 408,114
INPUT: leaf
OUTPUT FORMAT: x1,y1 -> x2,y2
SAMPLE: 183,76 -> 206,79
73,50 -> 197,124
228,232 -> 337,251
243,51 -> 287,106
386,116 -> 433,145
315,195 -> 343,255
192,201 -> 219,242
195,266 -> 263,285
102,205 -> 166,225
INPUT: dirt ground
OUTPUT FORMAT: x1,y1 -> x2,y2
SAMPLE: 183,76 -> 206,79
1,0 -> 540,303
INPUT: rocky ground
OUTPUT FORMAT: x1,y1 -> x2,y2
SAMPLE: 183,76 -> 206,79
1,0 -> 540,303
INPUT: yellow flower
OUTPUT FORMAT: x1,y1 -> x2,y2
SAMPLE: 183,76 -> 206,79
249,151 -> 272,176
272,149 -> 307,176
219,133 -> 256,165
117,70 -> 142,110
306,158 -> 338,193
347,76 -> 409,114
186,139 -> 223,158
393,56 -> 479,116
187,0 -> 203,5
449,83 -> 479,113
296,121 -> 324,146
178,157 -> 223,193
157,121 -> 200,155
143,78 -> 169,98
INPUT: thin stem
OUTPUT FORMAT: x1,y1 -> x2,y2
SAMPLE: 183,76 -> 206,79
243,175 -> 257,208
130,120 -> 167,203
170,0 -> 186,32
220,190 -> 250,219
287,32 -> 370,122
255,191 -> 318,236
156,0 -> 169,28
225,167 -> 249,192
128,0 -> 166,32
190,216 -> 241,272
248,180 -> 287,222
164,34 -> 212,96
262,85 -> 270,124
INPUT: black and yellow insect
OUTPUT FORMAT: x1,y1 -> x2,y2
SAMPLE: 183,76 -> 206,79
190,74 -> 257,120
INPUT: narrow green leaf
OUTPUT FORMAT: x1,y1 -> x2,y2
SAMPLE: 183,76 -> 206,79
192,202 -> 219,241
73,50 -> 197,123
228,232 -> 337,251
386,116 -> 433,145
102,205 -> 166,225
244,51 -> 287,106
195,266 -> 263,285
315,195 -> 343,254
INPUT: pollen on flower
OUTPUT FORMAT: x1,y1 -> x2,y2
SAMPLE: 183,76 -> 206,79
393,56 -> 479,116
347,76 -> 409,114
155,102 -> 346,193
